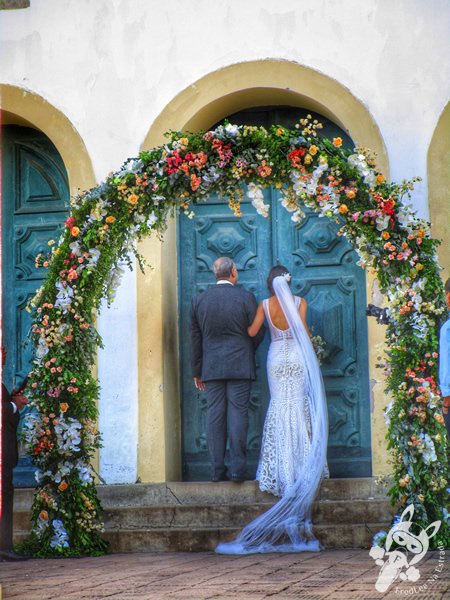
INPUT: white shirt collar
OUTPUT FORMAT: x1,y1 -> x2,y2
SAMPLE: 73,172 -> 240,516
216,280 -> 234,286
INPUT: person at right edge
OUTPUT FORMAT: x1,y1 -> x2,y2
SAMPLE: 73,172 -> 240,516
439,278 -> 450,439
1,346 -> 29,561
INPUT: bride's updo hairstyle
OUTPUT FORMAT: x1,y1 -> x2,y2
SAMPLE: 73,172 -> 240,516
267,265 -> 291,295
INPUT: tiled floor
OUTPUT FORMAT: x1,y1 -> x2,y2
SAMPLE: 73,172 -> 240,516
0,550 -> 448,599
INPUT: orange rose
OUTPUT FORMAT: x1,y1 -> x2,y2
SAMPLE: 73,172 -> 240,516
309,145 -> 318,155
276,128 -> 284,135
381,231 -> 390,240
127,194 -> 138,205
60,402 -> 69,413
67,270 -> 78,281
39,510 -> 49,521
338,204 -> 349,214
333,137 -> 343,148
376,174 -> 385,185
58,481 -> 68,492
106,216 -> 116,224
70,226 -> 80,237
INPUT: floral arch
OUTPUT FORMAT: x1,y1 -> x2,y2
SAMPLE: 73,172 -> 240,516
22,117 -> 449,556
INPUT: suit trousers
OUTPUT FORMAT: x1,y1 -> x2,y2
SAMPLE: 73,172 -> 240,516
205,379 -> 251,479
0,466 -> 14,551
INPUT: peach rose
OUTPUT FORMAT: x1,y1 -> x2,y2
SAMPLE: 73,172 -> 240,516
106,216 -> 116,224
333,137 -> 343,148
60,402 -> 69,413
70,226 -> 80,237
58,481 -> 68,492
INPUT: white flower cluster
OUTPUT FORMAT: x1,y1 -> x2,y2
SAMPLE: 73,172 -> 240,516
290,161 -> 328,198
420,433 -> 438,464
247,183 -> 270,218
54,281 -> 74,311
50,518 -> 69,549
106,264 -> 125,303
54,416 -> 82,455
347,153 -> 376,187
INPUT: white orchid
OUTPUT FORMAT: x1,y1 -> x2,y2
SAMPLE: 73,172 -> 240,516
49,519 -> 69,549
86,248 -> 101,268
54,417 -> 82,455
54,282 -> 74,311
147,212 -> 158,227
69,241 -> 82,256
421,433 -> 437,464
247,183 -> 270,218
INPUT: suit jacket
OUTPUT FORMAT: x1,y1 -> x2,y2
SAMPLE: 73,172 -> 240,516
190,283 -> 265,381
2,384 -> 20,469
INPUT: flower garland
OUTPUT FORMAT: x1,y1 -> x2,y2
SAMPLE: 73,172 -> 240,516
21,117 -> 449,556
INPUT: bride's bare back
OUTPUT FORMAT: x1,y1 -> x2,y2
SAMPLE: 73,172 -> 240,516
248,294 -> 310,337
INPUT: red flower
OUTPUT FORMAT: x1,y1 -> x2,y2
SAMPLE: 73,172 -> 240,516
288,147 -> 306,166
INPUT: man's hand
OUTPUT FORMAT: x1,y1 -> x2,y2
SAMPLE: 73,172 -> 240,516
443,396 -> 450,415
11,393 -> 29,411
194,377 -> 206,392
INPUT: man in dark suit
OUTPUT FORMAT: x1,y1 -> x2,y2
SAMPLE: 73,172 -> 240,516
190,257 -> 265,482
1,346 -> 28,561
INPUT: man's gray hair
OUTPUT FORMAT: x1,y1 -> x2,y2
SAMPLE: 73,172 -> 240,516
212,257 -> 236,280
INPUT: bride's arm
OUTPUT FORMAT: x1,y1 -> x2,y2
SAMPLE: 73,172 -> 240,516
248,302 -> 265,337
299,298 -> 311,337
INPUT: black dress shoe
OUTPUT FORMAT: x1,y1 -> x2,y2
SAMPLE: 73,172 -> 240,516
0,550 -> 28,561
230,472 -> 250,482
211,474 -> 230,482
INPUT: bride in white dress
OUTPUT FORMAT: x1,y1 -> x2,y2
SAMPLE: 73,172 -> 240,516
249,266 -> 317,497
216,266 -> 329,554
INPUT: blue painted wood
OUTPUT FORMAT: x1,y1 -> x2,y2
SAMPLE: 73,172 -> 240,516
178,108 -> 371,480
2,126 -> 69,487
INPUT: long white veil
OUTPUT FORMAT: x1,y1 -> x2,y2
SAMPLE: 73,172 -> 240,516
216,275 -> 329,554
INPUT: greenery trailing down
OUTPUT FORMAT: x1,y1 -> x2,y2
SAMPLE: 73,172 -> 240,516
21,116 -> 449,556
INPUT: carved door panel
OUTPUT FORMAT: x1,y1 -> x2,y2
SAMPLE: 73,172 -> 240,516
1,126 -> 69,485
276,200 -> 371,476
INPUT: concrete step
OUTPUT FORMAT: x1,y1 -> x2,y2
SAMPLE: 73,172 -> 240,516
13,479 -> 394,550
14,498 -> 393,532
102,522 -> 392,552
13,477 -> 390,510
12,521 -> 391,552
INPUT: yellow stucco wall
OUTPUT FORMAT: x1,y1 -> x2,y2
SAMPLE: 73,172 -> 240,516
428,102 -> 450,283
137,59 -> 392,482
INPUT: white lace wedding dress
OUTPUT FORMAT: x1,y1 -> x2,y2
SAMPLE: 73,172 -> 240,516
257,296 -> 317,497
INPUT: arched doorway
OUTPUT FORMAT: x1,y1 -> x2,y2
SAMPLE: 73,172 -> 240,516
178,106 -> 371,480
1,124 -> 70,485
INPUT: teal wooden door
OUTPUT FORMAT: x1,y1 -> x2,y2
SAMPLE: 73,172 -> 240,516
1,126 -> 69,486
178,108 -> 371,480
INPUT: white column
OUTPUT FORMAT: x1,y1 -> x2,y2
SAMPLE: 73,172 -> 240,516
97,260 -> 138,484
